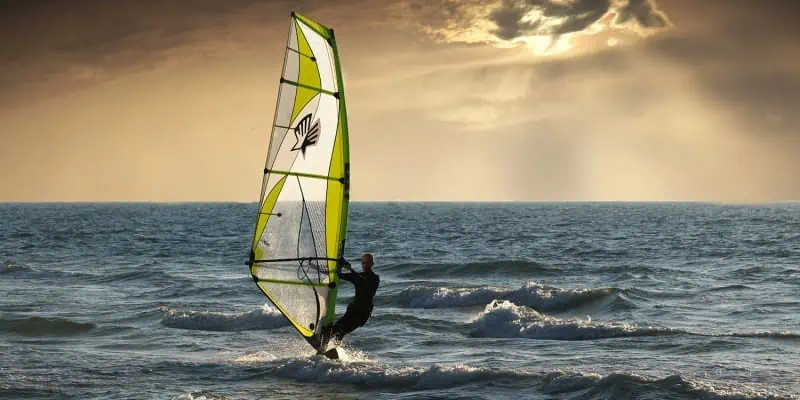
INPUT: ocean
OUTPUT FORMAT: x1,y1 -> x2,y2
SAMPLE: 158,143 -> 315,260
1,202 -> 798,399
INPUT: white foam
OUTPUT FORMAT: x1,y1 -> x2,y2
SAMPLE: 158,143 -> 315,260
230,350 -> 278,364
469,300 -> 677,340
675,374 -> 798,399
171,390 -> 229,400
160,304 -> 288,331
393,282 -> 617,311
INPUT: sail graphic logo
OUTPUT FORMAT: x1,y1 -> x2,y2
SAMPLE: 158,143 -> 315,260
291,114 -> 320,156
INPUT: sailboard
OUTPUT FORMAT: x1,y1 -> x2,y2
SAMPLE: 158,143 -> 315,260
247,11 -> 350,358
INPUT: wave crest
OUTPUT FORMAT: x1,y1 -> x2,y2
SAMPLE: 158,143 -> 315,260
469,300 -> 679,340
386,282 -> 628,312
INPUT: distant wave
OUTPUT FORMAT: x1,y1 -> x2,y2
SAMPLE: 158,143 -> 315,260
160,305 -> 288,331
469,301 -> 680,341
388,260 -> 561,279
563,245 -> 630,259
85,268 -> 177,284
732,266 -> 800,284
723,331 -> 800,340
595,264 -> 660,276
382,282 -> 633,312
700,284 -> 754,293
0,386 -> 65,399
0,316 -> 95,336
370,313 -> 459,332
730,265 -> 768,277
0,260 -> 32,274
0,261 -> 122,281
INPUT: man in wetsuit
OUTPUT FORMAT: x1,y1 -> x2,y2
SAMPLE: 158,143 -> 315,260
321,253 -> 380,346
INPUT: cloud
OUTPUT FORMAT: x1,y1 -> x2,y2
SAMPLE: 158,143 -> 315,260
0,0 -> 290,108
0,0 -> 442,108
613,0 -> 671,33
346,0 -> 800,202
411,0 -> 671,54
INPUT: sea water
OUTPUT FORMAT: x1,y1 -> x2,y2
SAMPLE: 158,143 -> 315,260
1,202 -> 798,399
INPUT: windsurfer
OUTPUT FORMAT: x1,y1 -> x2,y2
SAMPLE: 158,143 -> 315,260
320,253 -> 380,350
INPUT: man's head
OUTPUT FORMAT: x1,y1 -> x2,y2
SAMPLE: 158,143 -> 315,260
361,253 -> 374,272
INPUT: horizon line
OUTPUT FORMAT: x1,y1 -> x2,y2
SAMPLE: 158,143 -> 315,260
1,200 -> 798,205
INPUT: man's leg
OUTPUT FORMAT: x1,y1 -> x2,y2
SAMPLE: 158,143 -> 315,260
331,308 -> 362,341
334,303 -> 379,341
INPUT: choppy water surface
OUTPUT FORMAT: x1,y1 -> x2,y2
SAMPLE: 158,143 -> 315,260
1,202 -> 798,399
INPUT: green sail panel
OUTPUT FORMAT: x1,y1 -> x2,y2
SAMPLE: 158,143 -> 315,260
249,11 -> 350,350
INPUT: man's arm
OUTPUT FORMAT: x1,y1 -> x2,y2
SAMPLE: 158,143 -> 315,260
336,259 -> 362,285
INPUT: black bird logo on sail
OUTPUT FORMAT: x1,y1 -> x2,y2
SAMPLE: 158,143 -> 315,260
291,114 -> 320,157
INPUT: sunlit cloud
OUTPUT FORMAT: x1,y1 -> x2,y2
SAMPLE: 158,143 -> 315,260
413,0 -> 671,55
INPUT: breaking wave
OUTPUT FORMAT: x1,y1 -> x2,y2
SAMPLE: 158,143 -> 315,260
384,282 -> 634,312
469,300 -> 680,341
467,301 -> 800,343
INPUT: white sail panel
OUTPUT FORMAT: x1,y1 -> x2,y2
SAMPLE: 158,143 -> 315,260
297,23 -> 337,93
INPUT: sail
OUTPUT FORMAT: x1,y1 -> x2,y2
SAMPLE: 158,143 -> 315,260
248,11 -> 350,350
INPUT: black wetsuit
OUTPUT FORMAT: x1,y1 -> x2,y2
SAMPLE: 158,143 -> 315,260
325,263 -> 380,342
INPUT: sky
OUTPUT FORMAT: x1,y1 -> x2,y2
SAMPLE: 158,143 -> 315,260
1,0 -> 798,202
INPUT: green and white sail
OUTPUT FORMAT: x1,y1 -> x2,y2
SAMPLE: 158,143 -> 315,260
248,11 -> 350,350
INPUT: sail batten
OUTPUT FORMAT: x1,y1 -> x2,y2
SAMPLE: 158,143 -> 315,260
249,11 -> 349,350
279,78 -> 338,97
